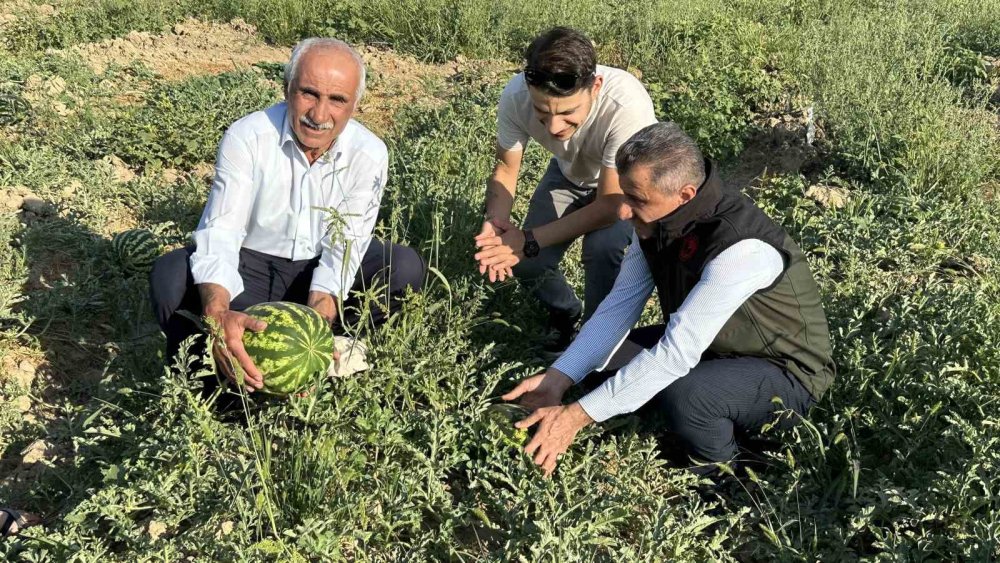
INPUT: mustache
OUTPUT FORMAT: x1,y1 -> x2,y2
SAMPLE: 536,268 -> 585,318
300,114 -> 334,130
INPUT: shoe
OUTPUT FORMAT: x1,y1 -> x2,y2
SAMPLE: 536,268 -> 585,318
1,508 -> 40,539
326,336 -> 370,378
540,309 -> 581,359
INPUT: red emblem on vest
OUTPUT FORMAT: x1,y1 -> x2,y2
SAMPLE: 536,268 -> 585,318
679,234 -> 699,262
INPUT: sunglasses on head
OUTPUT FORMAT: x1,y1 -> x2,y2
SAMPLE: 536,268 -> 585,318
523,68 -> 594,93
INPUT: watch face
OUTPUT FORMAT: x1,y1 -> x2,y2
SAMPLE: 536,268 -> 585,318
524,240 -> 540,258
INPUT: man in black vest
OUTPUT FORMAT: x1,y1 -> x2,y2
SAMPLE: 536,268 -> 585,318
503,122 -> 835,476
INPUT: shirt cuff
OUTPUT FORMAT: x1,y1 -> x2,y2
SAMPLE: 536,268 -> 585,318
577,350 -> 687,423
308,264 -> 346,299
577,386 -> 619,423
189,255 -> 244,302
551,354 -> 591,384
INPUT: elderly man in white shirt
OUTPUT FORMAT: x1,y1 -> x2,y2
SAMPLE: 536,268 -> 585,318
150,38 -> 424,394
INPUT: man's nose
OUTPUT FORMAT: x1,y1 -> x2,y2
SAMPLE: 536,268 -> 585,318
309,102 -> 332,125
547,117 -> 564,136
617,202 -> 633,221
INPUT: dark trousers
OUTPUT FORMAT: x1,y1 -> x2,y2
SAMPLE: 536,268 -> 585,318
149,240 -> 425,363
512,159 -> 633,321
587,325 -> 815,471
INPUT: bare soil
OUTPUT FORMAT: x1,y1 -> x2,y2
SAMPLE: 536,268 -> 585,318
62,18 -> 471,136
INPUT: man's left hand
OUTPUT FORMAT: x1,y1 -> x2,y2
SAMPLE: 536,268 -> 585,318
516,402 -> 593,477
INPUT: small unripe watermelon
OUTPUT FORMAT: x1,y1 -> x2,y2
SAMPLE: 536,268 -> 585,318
241,301 -> 334,396
112,228 -> 161,274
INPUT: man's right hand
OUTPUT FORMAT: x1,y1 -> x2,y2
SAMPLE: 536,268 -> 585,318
208,310 -> 268,392
502,368 -> 574,411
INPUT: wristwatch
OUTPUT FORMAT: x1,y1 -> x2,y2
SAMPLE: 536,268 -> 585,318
523,229 -> 540,258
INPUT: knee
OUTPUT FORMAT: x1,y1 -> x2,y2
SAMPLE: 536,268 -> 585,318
511,255 -> 550,280
149,246 -> 194,322
655,384 -> 734,463
388,244 -> 426,293
581,221 -> 630,264
657,386 -> 700,436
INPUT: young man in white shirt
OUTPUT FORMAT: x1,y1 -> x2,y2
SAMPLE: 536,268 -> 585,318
502,122 -> 836,476
150,38 -> 425,394
473,27 -> 657,355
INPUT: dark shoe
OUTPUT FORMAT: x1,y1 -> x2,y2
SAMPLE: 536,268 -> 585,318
540,309 -> 581,359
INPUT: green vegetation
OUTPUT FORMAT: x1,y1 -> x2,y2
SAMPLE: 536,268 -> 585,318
1,0 -> 999,560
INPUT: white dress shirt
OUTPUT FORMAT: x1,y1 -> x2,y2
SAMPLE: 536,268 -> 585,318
190,102 -> 388,302
552,234 -> 785,422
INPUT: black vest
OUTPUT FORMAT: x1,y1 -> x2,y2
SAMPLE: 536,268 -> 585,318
638,161 -> 836,400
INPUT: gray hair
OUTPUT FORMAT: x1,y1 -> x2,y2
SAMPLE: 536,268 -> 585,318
284,38 -> 367,103
615,122 -> 705,193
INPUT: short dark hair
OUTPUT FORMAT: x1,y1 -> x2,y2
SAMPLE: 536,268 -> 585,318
616,122 -> 706,193
523,27 -> 597,96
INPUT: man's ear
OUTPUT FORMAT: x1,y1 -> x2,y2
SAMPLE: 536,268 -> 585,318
283,80 -> 290,100
678,183 -> 698,204
591,74 -> 604,96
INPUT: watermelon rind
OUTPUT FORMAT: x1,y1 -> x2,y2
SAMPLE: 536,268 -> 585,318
241,301 -> 334,396
112,228 -> 161,274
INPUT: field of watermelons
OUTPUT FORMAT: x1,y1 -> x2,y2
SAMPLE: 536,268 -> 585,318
1,0 -> 999,560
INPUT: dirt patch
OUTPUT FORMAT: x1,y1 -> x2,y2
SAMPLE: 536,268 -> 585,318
723,106 -> 821,191
1,344 -> 45,390
66,18 -> 288,80
355,45 -> 457,134
61,18 -> 479,136
0,2 -> 57,29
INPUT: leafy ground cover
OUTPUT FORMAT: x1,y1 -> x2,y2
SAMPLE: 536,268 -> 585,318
1,0 -> 999,560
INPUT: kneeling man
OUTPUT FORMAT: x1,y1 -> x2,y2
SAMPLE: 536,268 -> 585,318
505,122 -> 835,475
150,38 -> 425,391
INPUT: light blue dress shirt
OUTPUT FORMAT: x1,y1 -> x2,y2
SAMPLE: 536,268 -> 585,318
552,234 -> 785,422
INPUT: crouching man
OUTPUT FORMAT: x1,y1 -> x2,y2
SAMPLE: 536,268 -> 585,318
149,38 -> 425,392
504,122 -> 835,475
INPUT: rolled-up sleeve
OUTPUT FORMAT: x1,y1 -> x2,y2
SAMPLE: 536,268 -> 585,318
309,152 -> 387,299
189,130 -> 254,300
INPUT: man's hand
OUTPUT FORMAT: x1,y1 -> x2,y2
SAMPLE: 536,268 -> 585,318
307,291 -> 341,363
516,402 -> 594,477
474,218 -> 514,282
475,217 -> 525,276
209,310 -> 268,392
502,368 -> 574,410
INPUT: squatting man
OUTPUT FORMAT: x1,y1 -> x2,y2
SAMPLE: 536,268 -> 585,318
473,27 -> 656,356
149,38 -> 425,393
504,122 -> 836,476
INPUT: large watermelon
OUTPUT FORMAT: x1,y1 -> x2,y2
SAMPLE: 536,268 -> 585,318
112,228 -> 161,274
241,301 -> 334,396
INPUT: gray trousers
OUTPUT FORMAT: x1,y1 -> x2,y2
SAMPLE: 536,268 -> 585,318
512,159 -> 633,320
588,325 -> 816,471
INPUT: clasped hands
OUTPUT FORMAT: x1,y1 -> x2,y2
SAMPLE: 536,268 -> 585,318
502,369 -> 594,477
474,217 -> 526,282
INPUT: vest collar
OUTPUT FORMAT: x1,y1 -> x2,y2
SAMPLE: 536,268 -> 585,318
650,159 -> 723,250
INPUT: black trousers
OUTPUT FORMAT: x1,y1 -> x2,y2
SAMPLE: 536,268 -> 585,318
149,240 -> 425,363
585,325 -> 816,470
